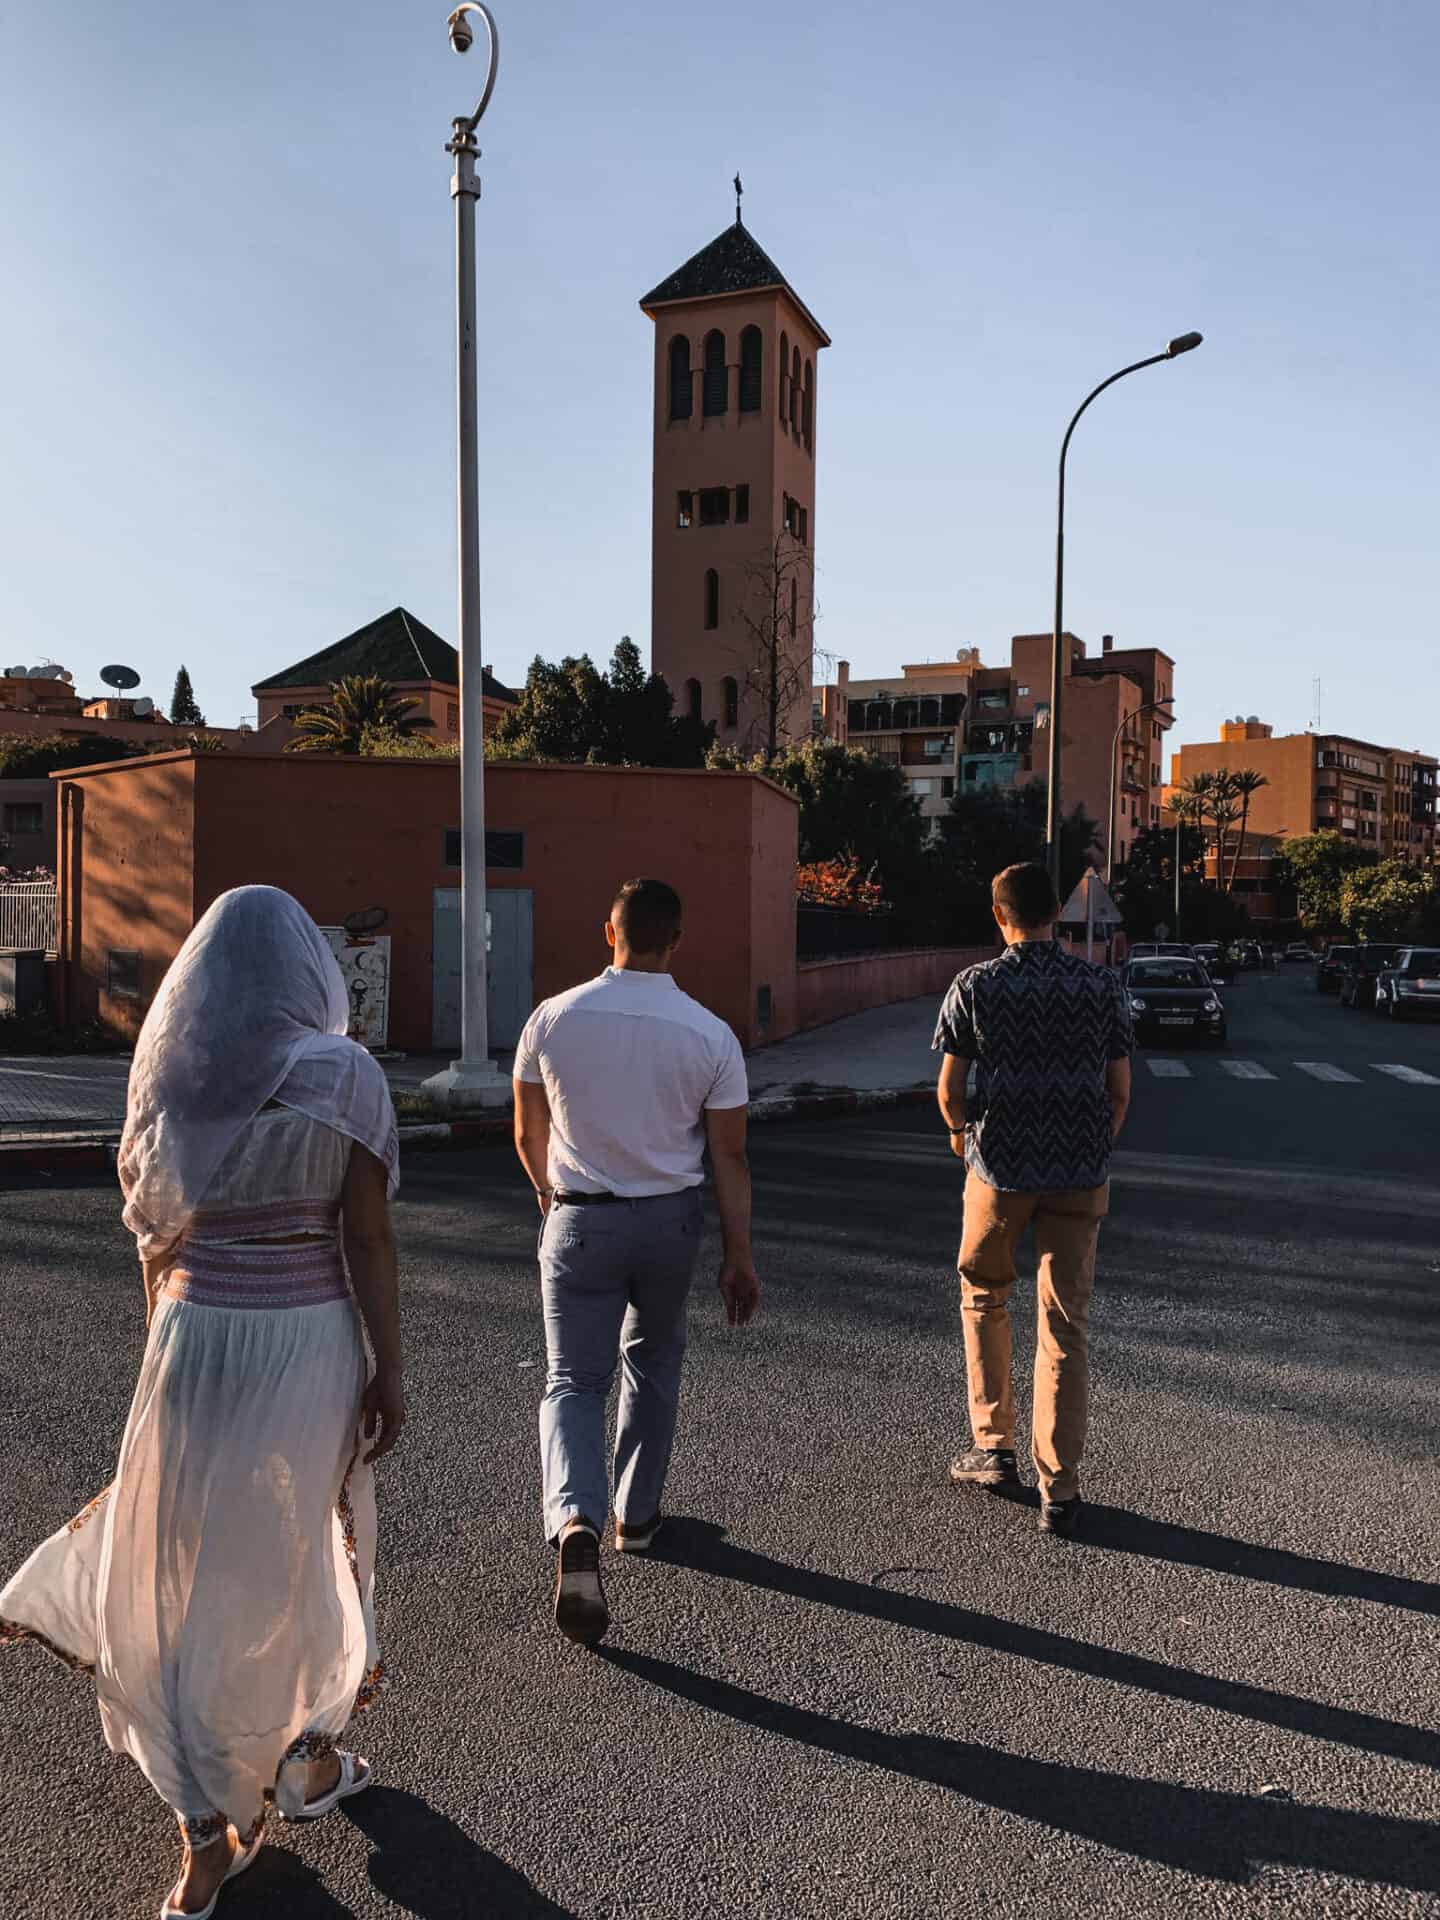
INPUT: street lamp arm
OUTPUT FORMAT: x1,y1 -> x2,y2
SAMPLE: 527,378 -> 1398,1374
1059,353 -> 1170,478
447,3 -> 500,132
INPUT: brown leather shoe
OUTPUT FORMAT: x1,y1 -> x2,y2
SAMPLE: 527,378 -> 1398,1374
554,1522 -> 609,1645
615,1513 -> 663,1554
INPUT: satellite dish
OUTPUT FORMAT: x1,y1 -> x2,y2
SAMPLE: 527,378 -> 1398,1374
101,664 -> 142,691
132,697 -> 154,717
343,905 -> 389,937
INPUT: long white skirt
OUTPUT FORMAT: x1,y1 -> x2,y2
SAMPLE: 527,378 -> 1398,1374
0,1293 -> 382,1846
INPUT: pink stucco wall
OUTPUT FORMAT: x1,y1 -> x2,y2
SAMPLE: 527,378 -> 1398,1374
796,946 -> 997,1032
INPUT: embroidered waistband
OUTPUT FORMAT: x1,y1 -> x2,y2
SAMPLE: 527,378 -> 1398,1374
186,1198 -> 341,1243
163,1239 -> 350,1311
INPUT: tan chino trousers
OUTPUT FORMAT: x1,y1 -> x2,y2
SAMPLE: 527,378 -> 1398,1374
957,1170 -> 1109,1502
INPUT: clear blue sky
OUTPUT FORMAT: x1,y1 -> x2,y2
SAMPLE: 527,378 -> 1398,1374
3,1 -> 1436,758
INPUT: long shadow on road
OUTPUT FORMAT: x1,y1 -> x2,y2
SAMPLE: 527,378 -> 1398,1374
646,1518 -> 1440,1770
602,1644 -> 1440,1894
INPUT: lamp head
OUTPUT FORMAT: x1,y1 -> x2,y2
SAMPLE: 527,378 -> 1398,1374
448,9 -> 475,51
1167,331 -> 1204,358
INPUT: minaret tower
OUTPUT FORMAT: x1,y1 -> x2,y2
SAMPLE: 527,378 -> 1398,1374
640,190 -> 830,756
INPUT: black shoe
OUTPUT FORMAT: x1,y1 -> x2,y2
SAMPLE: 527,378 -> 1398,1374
1038,1494 -> 1082,1538
948,1447 -> 1020,1489
554,1523 -> 609,1645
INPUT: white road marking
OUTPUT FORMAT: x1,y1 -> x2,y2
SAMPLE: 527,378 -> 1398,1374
1372,1063 -> 1440,1086
1294,1062 -> 1363,1083
1220,1060 -> 1278,1080
1146,1058 -> 1193,1079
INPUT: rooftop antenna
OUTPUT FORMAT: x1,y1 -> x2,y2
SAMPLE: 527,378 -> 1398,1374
734,172 -> 743,226
1311,676 -> 1322,732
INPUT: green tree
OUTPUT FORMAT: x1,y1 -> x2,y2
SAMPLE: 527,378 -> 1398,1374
285,676 -> 428,755
1270,830 -> 1378,930
359,723 -> 458,759
1226,767 -> 1270,889
488,639 -> 711,768
186,732 -> 227,754
0,733 -> 147,778
942,779 -> 1101,901
169,665 -> 205,728
1338,860 -> 1434,939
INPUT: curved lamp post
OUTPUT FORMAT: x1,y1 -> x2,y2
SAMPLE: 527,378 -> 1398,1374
1106,696 -> 1175,883
423,6 -> 507,1109
1044,332 -> 1203,893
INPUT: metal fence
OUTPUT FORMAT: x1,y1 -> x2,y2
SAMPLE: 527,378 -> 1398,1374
0,881 -> 58,955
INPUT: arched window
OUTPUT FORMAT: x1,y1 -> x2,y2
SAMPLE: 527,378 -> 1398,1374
704,568 -> 719,630
778,330 -> 789,426
790,347 -> 802,433
802,359 -> 814,452
702,331 -> 728,417
723,676 -> 739,729
686,677 -> 703,723
668,335 -> 692,422
738,327 -> 763,413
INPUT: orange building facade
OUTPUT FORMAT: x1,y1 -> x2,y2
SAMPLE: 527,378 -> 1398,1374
641,218 -> 829,758
1172,720 -> 1437,866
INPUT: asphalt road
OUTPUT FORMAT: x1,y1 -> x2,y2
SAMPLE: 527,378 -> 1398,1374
2,966 -> 1438,1918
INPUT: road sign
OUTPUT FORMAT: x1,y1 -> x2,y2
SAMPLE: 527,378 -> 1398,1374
1059,871 -> 1123,928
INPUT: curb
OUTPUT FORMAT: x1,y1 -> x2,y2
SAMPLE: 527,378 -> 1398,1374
1,1086 -> 934,1178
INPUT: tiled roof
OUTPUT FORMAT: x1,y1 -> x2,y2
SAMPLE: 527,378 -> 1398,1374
639,220 -> 830,345
254,607 -> 516,703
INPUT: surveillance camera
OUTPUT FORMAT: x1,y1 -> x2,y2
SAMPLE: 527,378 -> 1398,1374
448,11 -> 474,51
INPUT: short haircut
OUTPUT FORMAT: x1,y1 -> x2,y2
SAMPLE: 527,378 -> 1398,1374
992,862 -> 1059,929
611,877 -> 683,954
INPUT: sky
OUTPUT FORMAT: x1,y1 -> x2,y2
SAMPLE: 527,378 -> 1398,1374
2,1 -> 1437,757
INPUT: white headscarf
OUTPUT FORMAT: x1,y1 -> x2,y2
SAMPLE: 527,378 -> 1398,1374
119,886 -> 399,1255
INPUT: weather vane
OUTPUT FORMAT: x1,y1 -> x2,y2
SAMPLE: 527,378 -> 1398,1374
734,172 -> 743,224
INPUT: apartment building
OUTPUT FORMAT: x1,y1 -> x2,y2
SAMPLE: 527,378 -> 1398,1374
1172,719 -> 1437,867
828,633 -> 1175,863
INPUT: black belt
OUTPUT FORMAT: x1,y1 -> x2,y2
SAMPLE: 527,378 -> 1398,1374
552,1189 -> 620,1207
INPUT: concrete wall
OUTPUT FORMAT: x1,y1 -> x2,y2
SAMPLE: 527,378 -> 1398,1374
796,945 -> 997,1032
56,752 -> 800,1052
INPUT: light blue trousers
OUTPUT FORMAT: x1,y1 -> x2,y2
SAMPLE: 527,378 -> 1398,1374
538,1188 -> 703,1543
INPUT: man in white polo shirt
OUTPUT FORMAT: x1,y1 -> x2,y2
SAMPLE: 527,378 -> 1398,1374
512,877 -> 758,1646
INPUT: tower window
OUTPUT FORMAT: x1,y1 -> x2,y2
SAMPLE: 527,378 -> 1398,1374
702,330 -> 728,416
779,331 -> 789,428
790,347 -> 801,433
723,676 -> 739,729
802,359 -> 814,452
668,335 -> 692,422
735,484 -> 750,524
797,505 -> 808,545
676,491 -> 692,529
686,678 -> 703,722
698,487 -> 730,526
738,326 -> 763,413
704,569 -> 720,630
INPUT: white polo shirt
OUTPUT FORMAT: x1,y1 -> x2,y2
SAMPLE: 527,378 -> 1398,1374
513,967 -> 749,1198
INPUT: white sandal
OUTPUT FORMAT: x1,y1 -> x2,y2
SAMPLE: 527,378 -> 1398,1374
159,1825 -> 262,1920
283,1749 -> 372,1822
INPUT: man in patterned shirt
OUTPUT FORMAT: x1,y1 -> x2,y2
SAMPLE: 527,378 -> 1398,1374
933,862 -> 1132,1537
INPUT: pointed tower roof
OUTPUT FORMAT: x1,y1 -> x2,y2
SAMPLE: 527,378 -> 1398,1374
639,220 -> 830,346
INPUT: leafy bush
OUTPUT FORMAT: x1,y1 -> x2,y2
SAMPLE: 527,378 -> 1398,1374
0,1005 -> 125,1054
0,734 -> 147,779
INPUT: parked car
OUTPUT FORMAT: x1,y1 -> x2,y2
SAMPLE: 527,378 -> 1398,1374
1284,942 -> 1313,963
1337,943 -> 1404,1009
1316,944 -> 1358,994
1128,941 -> 1197,962
1373,948 -> 1440,1021
1191,942 -> 1235,984
1123,956 -> 1227,1046
1234,940 -> 1265,970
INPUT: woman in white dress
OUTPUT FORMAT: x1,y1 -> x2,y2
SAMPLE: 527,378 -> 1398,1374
1,886 -> 404,1919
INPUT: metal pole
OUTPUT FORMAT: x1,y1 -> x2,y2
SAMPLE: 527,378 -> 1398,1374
1174,811 -> 1182,937
1044,342 -> 1198,888
423,6 -> 507,1109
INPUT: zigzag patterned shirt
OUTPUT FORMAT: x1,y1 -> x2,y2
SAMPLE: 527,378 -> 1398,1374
932,939 -> 1133,1193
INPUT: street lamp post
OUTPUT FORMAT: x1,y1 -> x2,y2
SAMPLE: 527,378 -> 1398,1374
423,5 -> 508,1110
1106,697 -> 1175,884
1044,333 -> 1203,894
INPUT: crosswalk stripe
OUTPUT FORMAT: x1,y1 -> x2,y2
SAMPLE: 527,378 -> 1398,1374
1372,1063 -> 1440,1086
1295,1062 -> 1363,1083
1219,1059 -> 1278,1080
1146,1058 -> 1193,1079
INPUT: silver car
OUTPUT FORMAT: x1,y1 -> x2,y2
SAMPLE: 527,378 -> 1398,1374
1374,948 -> 1440,1021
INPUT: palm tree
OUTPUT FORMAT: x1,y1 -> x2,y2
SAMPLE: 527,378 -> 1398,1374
1172,770 -> 1241,890
1225,767 -> 1270,890
285,675 -> 427,755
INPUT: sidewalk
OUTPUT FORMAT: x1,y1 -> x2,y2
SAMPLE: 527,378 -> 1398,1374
0,996 -> 943,1165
